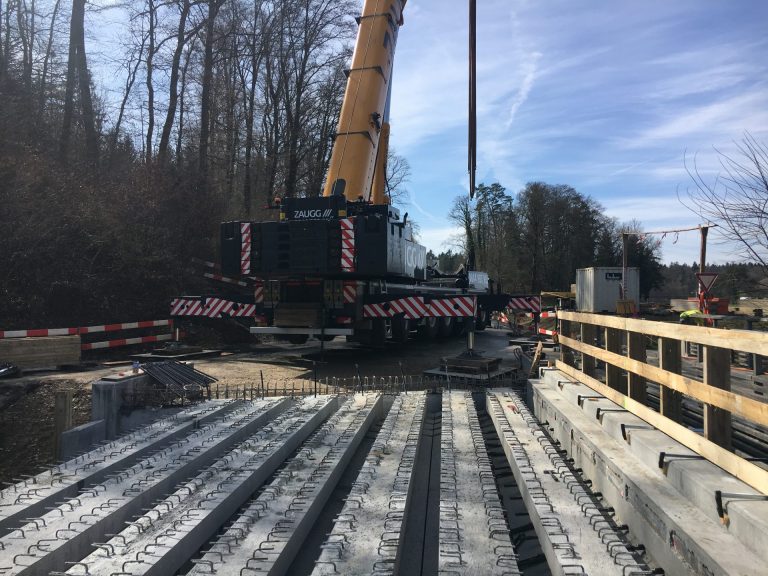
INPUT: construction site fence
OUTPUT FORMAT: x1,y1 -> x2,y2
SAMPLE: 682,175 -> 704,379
555,310 -> 768,494
204,374 -> 522,401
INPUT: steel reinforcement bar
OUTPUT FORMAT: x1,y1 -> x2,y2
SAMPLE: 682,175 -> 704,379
487,390 -> 652,576
67,396 -> 338,576
312,391 -> 427,576
187,393 -> 382,576
439,391 -> 519,575
0,400 -> 240,534
0,398 -> 291,576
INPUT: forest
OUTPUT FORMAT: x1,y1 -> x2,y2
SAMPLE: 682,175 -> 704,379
1,0 -> 356,327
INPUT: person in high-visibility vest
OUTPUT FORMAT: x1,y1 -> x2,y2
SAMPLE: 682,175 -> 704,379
679,309 -> 705,326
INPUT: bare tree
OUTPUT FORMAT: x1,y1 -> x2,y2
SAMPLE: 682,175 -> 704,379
60,0 -> 98,163
385,148 -> 410,206
684,133 -> 768,279
197,0 -> 224,189
157,0 -> 197,163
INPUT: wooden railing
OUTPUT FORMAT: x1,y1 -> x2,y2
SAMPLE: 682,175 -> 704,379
555,310 -> 768,493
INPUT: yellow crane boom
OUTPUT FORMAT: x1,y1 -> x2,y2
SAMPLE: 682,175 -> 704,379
322,0 -> 407,204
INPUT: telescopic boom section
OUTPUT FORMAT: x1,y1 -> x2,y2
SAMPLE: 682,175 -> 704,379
322,0 -> 406,203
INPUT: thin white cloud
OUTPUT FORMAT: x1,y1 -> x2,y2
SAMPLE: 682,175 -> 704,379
506,52 -> 541,128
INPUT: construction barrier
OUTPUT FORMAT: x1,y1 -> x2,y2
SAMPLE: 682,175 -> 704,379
0,320 -> 173,351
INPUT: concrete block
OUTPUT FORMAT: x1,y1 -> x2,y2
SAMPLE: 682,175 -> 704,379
59,420 -> 106,460
528,371 -> 766,576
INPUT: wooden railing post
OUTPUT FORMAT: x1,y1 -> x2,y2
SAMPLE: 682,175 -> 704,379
605,327 -> 623,392
560,319 -> 574,366
627,331 -> 646,403
658,337 -> 682,422
704,345 -> 732,449
580,322 -> 596,377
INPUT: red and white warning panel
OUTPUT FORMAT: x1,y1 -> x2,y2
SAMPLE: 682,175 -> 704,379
240,222 -> 252,275
363,296 -> 476,319
508,296 -> 541,313
343,281 -> 358,304
364,296 -> 427,320
171,297 -> 256,319
254,282 -> 264,304
426,296 -> 476,317
0,320 -> 172,339
340,218 -> 355,272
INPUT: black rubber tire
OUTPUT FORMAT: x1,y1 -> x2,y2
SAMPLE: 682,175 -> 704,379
437,317 -> 454,339
370,318 -> 387,347
453,317 -> 472,336
287,334 -> 309,345
417,316 -> 439,340
391,316 -> 410,343
475,309 -> 488,331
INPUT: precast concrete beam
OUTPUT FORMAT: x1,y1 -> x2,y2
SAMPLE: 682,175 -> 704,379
0,398 -> 291,576
530,372 -> 765,576
312,391 -> 427,576
188,393 -> 381,576
0,400 -> 240,534
539,370 -> 768,560
68,396 -> 339,576
439,391 -> 518,575
488,390 -> 648,576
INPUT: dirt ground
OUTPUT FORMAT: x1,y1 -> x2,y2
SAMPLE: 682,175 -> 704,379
0,329 -> 514,483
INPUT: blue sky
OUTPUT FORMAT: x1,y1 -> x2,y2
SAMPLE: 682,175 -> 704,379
388,0 -> 768,264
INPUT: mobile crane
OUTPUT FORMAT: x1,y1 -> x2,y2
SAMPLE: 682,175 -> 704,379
171,0 -> 540,345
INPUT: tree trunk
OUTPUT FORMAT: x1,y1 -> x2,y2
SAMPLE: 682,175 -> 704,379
74,0 -> 98,163
59,0 -> 79,159
38,0 -> 61,116
197,0 -> 223,190
158,0 -> 190,164
111,39 -> 144,158
144,0 -> 155,164
176,41 -> 192,167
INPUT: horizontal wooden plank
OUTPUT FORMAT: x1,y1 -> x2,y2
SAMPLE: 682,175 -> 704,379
0,336 -> 81,369
555,360 -> 768,495
557,311 -> 767,355
558,334 -> 768,427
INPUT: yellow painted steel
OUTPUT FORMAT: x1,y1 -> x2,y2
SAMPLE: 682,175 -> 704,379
370,121 -> 391,205
322,0 -> 406,203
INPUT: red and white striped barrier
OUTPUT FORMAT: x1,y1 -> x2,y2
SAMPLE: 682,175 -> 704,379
0,320 -> 172,339
539,328 -> 558,337
340,218 -> 355,272
204,272 -> 249,288
171,297 -> 256,318
521,310 -> 558,319
240,223 -> 252,275
254,282 -> 264,303
508,296 -> 541,313
82,334 -> 173,351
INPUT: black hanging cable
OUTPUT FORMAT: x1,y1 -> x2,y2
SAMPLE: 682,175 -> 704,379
468,0 -> 477,200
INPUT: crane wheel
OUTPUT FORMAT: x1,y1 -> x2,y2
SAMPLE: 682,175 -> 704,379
417,317 -> 439,340
475,309 -> 488,331
437,317 -> 454,339
391,317 -> 410,343
287,334 -> 309,345
453,317 -> 471,336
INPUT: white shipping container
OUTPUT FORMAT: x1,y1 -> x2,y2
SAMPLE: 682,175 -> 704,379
576,267 -> 640,312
